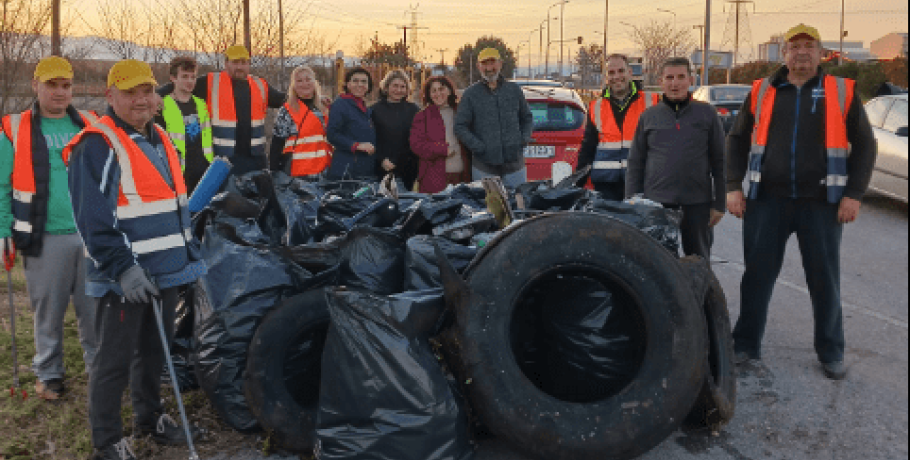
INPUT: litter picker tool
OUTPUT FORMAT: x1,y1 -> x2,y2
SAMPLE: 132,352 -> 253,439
4,239 -> 24,399
151,296 -> 200,460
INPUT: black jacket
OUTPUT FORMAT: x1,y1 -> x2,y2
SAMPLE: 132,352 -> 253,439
725,66 -> 877,201
627,96 -> 727,211
370,98 -> 421,182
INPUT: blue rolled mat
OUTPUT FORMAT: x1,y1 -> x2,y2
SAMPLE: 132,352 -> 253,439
188,157 -> 233,212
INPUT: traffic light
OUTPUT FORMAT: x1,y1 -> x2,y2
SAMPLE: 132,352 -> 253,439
578,36 -> 583,45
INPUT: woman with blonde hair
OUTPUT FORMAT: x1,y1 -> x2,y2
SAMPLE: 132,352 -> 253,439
269,65 -> 332,177
371,69 -> 421,189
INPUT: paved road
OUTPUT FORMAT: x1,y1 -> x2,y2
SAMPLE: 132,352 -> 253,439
205,196 -> 909,460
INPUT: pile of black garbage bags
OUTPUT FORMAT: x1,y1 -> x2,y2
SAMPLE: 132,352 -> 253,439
167,170 -> 694,460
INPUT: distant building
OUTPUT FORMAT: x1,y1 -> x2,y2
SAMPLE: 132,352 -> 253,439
871,33 -> 909,60
758,34 -> 786,62
820,41 -> 876,62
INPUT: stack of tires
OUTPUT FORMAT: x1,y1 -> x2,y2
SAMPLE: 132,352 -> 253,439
239,212 -> 735,459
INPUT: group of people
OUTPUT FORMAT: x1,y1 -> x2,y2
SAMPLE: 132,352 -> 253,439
0,22 -> 878,460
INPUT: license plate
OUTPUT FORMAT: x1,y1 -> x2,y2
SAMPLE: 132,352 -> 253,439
524,145 -> 556,159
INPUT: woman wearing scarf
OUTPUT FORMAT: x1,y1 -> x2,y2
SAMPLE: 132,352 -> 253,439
410,76 -> 471,193
326,67 -> 377,181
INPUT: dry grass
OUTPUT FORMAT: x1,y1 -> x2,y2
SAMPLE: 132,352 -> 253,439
0,261 -> 283,459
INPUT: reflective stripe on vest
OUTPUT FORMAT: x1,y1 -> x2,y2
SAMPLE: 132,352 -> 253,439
746,75 -> 854,203
281,101 -> 332,177
64,117 -> 192,264
162,95 -> 215,170
587,91 -> 659,183
2,109 -> 97,243
207,72 -> 268,158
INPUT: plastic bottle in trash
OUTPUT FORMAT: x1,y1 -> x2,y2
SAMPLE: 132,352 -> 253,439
353,186 -> 372,198
471,232 -> 498,248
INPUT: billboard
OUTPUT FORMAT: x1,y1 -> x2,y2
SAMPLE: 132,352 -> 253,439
690,51 -> 734,69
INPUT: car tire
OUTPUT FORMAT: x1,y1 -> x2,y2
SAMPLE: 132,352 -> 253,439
680,257 -> 737,430
244,289 -> 331,453
452,212 -> 708,460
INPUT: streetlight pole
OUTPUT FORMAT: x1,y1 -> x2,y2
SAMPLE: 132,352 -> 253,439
528,29 -> 539,78
547,2 -> 562,78
838,0 -> 845,65
703,0 -> 712,86
520,41 -> 530,78
603,0 -> 609,57
539,19 -> 547,79
657,8 -> 678,56
694,24 -> 705,83
560,0 -> 569,81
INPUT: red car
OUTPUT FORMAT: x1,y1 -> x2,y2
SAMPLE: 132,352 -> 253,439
521,86 -> 588,181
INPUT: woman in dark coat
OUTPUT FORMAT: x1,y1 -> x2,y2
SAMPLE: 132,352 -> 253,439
325,67 -> 377,180
371,69 -> 421,190
410,76 -> 472,194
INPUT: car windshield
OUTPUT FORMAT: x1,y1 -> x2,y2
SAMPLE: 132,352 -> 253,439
711,87 -> 751,102
529,102 -> 585,132
515,80 -> 563,87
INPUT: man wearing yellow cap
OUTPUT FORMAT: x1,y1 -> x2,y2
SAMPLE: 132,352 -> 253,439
0,56 -> 99,401
157,45 -> 285,177
455,47 -> 534,188
65,59 -> 204,459
726,24 -> 878,380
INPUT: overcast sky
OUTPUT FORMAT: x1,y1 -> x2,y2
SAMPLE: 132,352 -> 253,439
67,0 -> 908,64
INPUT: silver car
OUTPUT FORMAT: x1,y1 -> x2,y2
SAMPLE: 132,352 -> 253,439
865,95 -> 908,202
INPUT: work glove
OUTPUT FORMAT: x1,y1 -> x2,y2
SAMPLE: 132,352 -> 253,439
119,265 -> 159,304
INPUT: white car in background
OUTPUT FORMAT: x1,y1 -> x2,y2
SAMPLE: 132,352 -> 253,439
864,94 -> 908,202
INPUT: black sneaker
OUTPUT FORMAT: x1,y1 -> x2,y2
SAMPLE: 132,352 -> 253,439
93,438 -> 137,460
822,361 -> 848,380
136,413 -> 200,446
733,351 -> 758,365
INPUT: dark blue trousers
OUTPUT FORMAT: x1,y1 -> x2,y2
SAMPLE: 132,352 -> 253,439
732,196 -> 845,364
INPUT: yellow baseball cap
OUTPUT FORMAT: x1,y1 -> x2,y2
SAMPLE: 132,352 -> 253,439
107,59 -> 157,90
34,56 -> 73,82
225,45 -> 251,61
785,24 -> 821,42
477,47 -> 502,62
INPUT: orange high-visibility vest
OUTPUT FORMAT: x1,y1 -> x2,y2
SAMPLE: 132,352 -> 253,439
63,116 -> 194,275
588,91 -> 660,183
281,101 -> 332,177
1,108 -> 97,253
207,71 -> 268,158
746,74 -> 854,203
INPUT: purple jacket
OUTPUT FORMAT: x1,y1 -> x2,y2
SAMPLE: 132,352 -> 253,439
410,105 -> 471,193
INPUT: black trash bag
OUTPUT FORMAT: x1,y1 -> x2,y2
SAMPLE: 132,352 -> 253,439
515,181 -> 589,211
163,287 -> 199,392
399,198 -> 467,237
316,289 -> 474,460
272,171 -> 323,246
316,195 -> 399,238
338,227 -> 406,295
193,223 -> 314,432
511,274 -> 647,404
404,236 -> 478,291
578,198 -> 682,254
191,192 -> 264,241
445,183 -> 489,211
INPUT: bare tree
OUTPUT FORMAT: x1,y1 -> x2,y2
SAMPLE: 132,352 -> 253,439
0,0 -> 52,117
628,20 -> 697,85
177,0 -> 244,67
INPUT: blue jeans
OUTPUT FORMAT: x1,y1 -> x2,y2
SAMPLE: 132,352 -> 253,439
471,166 -> 527,189
732,196 -> 845,364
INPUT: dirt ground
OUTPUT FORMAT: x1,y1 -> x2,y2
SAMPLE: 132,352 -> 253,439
0,261 -> 304,460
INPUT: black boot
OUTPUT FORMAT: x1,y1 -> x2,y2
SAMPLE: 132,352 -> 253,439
92,438 -> 137,460
135,413 -> 200,446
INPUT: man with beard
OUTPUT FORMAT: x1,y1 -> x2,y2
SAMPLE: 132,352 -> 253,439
577,54 -> 660,201
726,24 -> 877,380
157,45 -> 285,177
455,47 -> 534,188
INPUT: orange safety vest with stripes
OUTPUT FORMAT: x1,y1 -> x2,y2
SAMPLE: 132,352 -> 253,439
746,74 -> 854,204
207,71 -> 269,159
588,90 -> 660,183
281,101 -> 332,177
1,108 -> 97,254
63,116 -> 195,276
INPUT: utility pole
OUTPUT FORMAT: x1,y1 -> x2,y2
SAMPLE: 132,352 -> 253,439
539,19 -> 547,78
838,0 -> 845,65
721,0 -> 754,83
279,0 -> 285,88
703,0 -> 711,86
603,0 -> 609,61
436,48 -> 449,66
243,0 -> 251,51
559,0 -> 569,81
399,4 -> 428,65
51,0 -> 61,56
